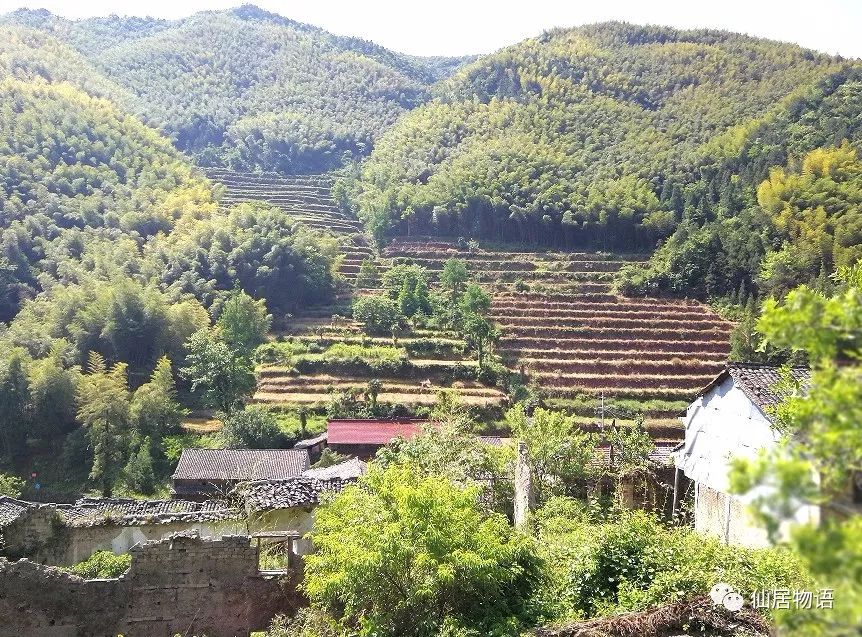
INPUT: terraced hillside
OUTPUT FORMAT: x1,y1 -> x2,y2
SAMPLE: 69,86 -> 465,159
205,168 -> 373,282
253,319 -> 507,410
381,240 -> 733,427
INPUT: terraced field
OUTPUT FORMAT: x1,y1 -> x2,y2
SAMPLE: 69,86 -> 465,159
204,168 -> 373,282
204,170 -> 730,428
382,239 -> 733,427
252,313 -> 507,410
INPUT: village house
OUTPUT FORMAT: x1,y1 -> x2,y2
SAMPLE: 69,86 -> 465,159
1,458 -> 365,566
324,418 -> 431,459
171,448 -> 310,499
673,363 -> 820,548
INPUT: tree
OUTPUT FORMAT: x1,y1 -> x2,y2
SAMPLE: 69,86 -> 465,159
130,356 -> 187,440
354,257 -> 380,289
352,295 -> 401,335
0,351 -> 31,459
440,258 -> 469,304
506,404 -> 599,504
28,351 -> 80,440
303,464 -> 542,637
222,405 -> 284,449
76,353 -> 131,497
181,329 -> 256,416
365,378 -> 382,413
216,289 -> 272,355
459,283 -> 491,317
731,263 -> 862,635
124,437 -> 156,495
463,314 -> 498,370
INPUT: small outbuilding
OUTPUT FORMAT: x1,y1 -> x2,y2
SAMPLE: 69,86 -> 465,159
324,418 -> 431,459
171,449 -> 310,500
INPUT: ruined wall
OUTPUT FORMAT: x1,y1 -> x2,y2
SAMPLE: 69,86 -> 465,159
1,506 -> 68,562
0,534 -> 305,637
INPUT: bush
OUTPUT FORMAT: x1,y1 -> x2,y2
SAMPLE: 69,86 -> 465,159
533,503 -> 809,623
0,472 -> 25,497
69,551 -> 132,579
352,295 -> 402,335
304,465 -> 542,637
222,405 -> 285,449
320,343 -> 406,363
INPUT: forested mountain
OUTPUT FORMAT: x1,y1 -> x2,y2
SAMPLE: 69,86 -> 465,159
0,24 -> 339,379
1,5 -> 469,173
354,27 -> 844,235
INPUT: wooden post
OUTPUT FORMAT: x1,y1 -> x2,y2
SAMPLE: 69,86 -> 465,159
671,467 -> 681,522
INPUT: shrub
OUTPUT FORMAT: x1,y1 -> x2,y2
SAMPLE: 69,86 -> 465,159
69,551 -> 132,579
533,503 -> 809,623
0,472 -> 25,497
354,258 -> 380,289
352,295 -> 402,334
304,465 -> 543,637
222,405 -> 285,448
320,343 -> 406,363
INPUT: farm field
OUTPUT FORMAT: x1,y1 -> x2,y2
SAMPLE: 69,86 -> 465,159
206,171 -> 732,432
381,239 -> 733,429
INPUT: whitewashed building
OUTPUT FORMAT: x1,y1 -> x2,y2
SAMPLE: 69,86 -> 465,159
673,363 -> 817,548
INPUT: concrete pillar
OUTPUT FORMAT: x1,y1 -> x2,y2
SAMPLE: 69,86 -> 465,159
514,441 -> 534,529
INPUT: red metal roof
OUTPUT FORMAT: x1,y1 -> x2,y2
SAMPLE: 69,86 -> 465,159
327,419 -> 432,446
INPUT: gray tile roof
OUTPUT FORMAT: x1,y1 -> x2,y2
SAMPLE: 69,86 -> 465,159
242,477 -> 351,511
294,433 -> 327,449
699,363 -> 811,416
172,449 -> 310,481
728,363 -> 810,412
56,498 -> 237,528
302,458 -> 366,481
1,496 -> 238,529
0,496 -> 31,529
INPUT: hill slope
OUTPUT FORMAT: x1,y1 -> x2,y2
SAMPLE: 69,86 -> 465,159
2,5 -> 469,173
354,23 -> 850,248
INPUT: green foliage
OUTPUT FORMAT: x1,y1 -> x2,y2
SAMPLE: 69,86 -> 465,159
215,289 -> 272,355
181,328 -> 256,415
303,464 -> 542,637
0,472 -> 25,497
320,343 -> 406,363
69,550 -> 132,579
149,205 -> 337,312
533,503 -> 808,622
0,350 -> 31,459
3,9 -> 467,172
123,437 -> 156,495
221,405 -> 285,449
129,356 -> 186,441
505,405 -> 599,503
354,257 -> 379,289
730,263 -> 862,634
76,353 -> 131,496
356,23 -> 843,248
351,295 -> 402,335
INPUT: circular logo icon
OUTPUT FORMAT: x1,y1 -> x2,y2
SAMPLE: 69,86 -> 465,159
710,583 -> 734,605
722,591 -> 745,612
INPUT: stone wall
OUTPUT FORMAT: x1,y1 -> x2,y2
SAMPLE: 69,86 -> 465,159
0,534 -> 305,637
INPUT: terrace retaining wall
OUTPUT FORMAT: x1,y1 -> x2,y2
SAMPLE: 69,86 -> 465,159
0,534 -> 304,637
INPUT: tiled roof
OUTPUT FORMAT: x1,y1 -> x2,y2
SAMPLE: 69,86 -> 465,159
0,496 -> 31,529
1,496 -> 238,529
56,498 -> 237,528
699,363 -> 811,416
172,449 -> 310,481
303,458 -> 366,481
327,419 -> 430,446
294,432 -> 327,449
594,441 -> 678,468
242,477 -> 352,511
